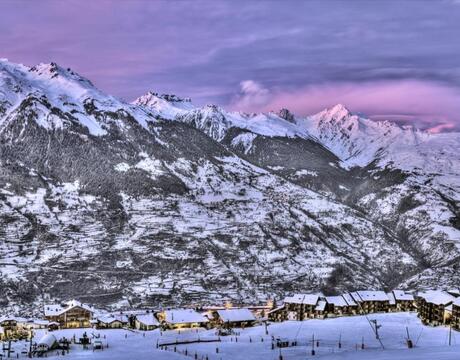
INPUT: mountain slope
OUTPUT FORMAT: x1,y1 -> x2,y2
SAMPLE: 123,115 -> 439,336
0,60 -> 459,314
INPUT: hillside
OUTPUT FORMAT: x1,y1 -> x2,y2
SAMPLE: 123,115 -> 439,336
0,59 -> 459,313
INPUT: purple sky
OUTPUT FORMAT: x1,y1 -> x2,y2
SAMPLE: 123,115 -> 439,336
1,0 -> 460,132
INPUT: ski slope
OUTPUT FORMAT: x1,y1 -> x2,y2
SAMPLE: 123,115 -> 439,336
5,313 -> 459,359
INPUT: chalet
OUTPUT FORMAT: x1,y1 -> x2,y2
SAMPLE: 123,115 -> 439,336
157,309 -> 209,329
283,294 -> 319,320
94,314 -> 128,329
211,308 -> 256,329
135,314 -> 160,331
44,300 -> 94,328
0,316 -> 30,340
325,295 -> 357,317
389,290 -> 415,312
416,290 -> 456,326
350,291 -> 390,314
451,297 -> 460,331
0,316 -> 17,339
28,319 -> 59,331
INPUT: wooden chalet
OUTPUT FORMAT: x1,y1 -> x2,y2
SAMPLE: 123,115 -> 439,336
350,291 -> 390,314
211,308 -> 256,329
157,309 -> 209,329
0,317 -> 17,340
28,319 -> 59,331
0,317 -> 32,340
44,300 -> 94,328
416,290 -> 456,326
94,314 -> 128,329
135,314 -> 160,331
283,294 -> 320,320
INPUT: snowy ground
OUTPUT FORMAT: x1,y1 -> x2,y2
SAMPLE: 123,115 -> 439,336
4,313 -> 460,359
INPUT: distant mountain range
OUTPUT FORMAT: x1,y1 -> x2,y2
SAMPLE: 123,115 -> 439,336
0,59 -> 459,313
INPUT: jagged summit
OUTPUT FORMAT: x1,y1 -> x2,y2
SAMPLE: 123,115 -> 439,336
275,108 -> 296,123
135,91 -> 192,104
28,62 -> 95,87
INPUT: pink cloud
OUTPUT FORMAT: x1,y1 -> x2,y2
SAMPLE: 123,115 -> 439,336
231,80 -> 460,132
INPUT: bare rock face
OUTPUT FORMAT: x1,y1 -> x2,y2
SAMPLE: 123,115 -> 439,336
0,59 -> 459,315
276,108 -> 296,123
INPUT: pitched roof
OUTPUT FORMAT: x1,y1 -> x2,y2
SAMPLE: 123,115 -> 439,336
136,314 -> 160,326
418,290 -> 456,306
351,291 -> 389,302
341,293 -> 357,306
387,292 -> 396,305
267,305 -> 285,314
44,299 -> 94,317
325,296 -> 348,307
283,294 -> 319,305
392,290 -> 414,301
163,309 -> 208,324
216,309 -> 256,323
315,300 -> 327,311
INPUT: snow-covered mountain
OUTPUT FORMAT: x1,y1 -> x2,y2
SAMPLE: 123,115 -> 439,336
0,59 -> 459,314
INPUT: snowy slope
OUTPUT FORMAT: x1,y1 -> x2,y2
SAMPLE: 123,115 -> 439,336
8,313 -> 460,360
0,60 -> 459,313
0,58 -> 158,135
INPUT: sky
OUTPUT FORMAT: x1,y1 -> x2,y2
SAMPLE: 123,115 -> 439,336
1,0 -> 460,132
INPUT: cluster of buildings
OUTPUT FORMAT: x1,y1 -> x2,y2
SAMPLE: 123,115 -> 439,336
268,290 -> 415,321
2,289 -> 460,341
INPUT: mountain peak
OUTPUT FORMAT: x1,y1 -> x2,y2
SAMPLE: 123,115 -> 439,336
137,91 -> 191,104
276,108 -> 296,123
324,103 -> 352,118
28,62 -> 95,88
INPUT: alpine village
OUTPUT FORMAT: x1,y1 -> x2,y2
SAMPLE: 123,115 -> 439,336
1,289 -> 460,357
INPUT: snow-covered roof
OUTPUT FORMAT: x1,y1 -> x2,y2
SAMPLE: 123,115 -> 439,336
315,300 -> 327,312
38,334 -> 58,348
97,316 -> 122,325
283,294 -> 319,305
341,293 -> 357,306
447,289 -> 460,297
216,309 -> 256,323
351,291 -> 389,302
418,290 -> 456,306
392,290 -> 414,301
136,314 -> 160,326
325,296 -> 348,307
163,309 -> 208,324
44,299 -> 94,317
267,305 -> 285,314
0,316 -> 18,323
33,319 -> 50,326
387,292 -> 396,305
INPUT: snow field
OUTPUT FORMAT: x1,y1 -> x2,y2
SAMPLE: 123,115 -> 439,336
5,313 -> 460,360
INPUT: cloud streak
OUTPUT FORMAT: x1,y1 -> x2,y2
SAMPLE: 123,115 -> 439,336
1,0 -> 460,131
